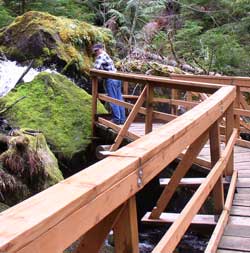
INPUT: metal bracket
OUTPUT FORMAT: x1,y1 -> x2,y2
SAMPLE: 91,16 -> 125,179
137,158 -> 143,187
220,104 -> 224,114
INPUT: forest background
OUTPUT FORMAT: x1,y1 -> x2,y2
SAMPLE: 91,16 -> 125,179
0,0 -> 250,76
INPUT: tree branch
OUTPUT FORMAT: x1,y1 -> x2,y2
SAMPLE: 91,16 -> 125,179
0,96 -> 26,115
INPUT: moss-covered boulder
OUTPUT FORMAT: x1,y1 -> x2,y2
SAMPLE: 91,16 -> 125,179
0,11 -> 115,89
0,72 -> 106,174
0,129 -> 63,206
116,59 -> 185,76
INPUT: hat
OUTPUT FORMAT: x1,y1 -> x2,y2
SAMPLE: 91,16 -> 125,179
92,43 -> 103,52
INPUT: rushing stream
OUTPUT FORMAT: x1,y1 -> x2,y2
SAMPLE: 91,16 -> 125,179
0,59 -> 53,97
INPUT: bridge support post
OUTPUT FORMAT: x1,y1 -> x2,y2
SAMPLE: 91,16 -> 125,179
113,196 -> 139,253
210,120 -> 224,214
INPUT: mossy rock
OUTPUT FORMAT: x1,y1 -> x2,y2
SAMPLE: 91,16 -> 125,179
0,11 -> 115,89
0,129 -> 63,206
0,72 -> 106,173
116,59 -> 185,76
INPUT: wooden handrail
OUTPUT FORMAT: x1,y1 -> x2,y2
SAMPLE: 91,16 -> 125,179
90,69 -> 224,93
170,73 -> 250,88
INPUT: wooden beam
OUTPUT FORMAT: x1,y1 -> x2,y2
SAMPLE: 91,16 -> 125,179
145,84 -> 154,134
149,131 -> 208,219
90,69 -> 223,93
110,87 -> 147,151
205,170 -> 238,253
91,77 -> 98,136
159,178 -> 229,187
143,212 -> 217,226
152,129 -> 237,253
234,108 -> 250,117
209,121 -> 224,214
239,93 -> 250,110
98,94 -> 177,123
234,87 -> 241,136
97,117 -> 140,141
171,89 -> 178,115
225,103 -> 234,176
123,81 -> 129,95
178,152 -> 211,169
113,196 -> 139,253
152,97 -> 198,108
170,74 -> 250,88
75,204 -> 125,253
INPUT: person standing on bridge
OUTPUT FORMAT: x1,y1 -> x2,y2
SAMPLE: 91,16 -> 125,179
92,43 -> 126,125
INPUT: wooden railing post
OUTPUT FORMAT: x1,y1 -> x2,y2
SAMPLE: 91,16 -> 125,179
225,103 -> 234,176
209,120 -> 224,214
123,81 -> 129,95
145,83 -> 154,134
113,196 -> 139,253
186,91 -> 192,110
234,86 -> 241,137
171,89 -> 177,115
92,77 -> 98,136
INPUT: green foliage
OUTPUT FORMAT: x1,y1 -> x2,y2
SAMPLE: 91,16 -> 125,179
1,0 -> 95,22
0,3 -> 13,28
171,0 -> 250,75
151,31 -> 169,56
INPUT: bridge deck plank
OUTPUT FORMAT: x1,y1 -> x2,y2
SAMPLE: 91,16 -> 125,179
219,235 -> 250,251
224,224 -> 250,238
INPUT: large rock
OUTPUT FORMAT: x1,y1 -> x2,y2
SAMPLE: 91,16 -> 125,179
0,11 -> 115,90
0,130 -> 63,206
0,72 -> 106,174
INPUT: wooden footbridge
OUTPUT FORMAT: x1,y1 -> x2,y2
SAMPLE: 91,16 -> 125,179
1,71 -> 250,253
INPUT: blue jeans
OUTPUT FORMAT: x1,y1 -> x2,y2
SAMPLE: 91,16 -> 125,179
106,79 -> 126,124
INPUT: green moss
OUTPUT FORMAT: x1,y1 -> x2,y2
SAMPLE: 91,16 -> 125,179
0,72 -> 106,159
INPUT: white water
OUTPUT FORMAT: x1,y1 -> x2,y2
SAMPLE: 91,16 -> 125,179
0,59 -> 53,97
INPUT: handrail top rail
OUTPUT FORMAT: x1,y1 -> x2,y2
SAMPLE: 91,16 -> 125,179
170,73 -> 250,88
0,85 -> 236,253
90,69 -> 225,93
